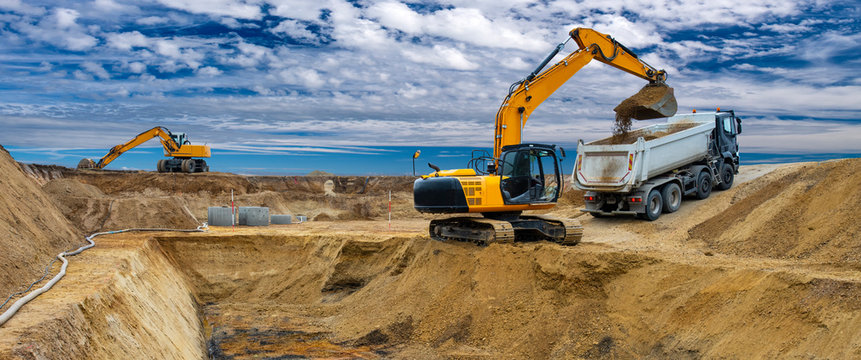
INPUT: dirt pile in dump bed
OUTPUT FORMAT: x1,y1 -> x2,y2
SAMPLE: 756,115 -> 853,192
0,148 -> 79,299
689,158 -> 861,265
593,122 -> 697,145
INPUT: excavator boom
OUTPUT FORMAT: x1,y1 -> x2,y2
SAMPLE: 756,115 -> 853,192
493,27 -> 676,158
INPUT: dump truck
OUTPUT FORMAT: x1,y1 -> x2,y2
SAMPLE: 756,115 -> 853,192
573,110 -> 742,220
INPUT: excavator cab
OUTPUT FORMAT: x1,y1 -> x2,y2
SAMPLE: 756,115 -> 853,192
170,132 -> 189,146
499,144 -> 561,204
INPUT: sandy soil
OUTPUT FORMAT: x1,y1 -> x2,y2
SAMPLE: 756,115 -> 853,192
2,155 -> 861,359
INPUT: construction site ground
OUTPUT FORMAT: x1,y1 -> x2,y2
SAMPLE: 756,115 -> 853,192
1,149 -> 860,359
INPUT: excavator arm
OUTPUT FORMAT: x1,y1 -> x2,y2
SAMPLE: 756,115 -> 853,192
492,27 -> 675,158
89,127 -> 181,169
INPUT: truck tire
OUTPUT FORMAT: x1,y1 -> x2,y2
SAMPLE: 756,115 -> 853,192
157,159 -> 167,173
662,182 -> 682,213
181,159 -> 194,173
695,170 -> 712,200
717,163 -> 734,190
641,189 -> 663,221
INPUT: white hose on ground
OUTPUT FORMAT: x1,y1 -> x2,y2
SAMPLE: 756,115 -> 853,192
0,224 -> 207,327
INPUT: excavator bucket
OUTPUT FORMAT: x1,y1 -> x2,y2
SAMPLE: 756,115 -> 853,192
77,158 -> 97,169
614,83 -> 678,120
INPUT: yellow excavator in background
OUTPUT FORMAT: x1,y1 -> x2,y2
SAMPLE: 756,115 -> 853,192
413,27 -> 677,245
77,126 -> 211,173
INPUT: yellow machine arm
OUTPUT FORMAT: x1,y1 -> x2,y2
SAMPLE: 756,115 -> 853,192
93,127 -> 183,169
493,27 -> 669,158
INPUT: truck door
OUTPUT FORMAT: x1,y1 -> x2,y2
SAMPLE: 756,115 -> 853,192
716,114 -> 739,157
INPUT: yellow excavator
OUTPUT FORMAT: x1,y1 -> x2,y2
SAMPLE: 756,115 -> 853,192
413,27 -> 677,245
77,126 -> 211,173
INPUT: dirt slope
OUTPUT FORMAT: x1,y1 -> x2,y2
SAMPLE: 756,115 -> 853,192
690,158 -> 861,266
0,146 -> 79,298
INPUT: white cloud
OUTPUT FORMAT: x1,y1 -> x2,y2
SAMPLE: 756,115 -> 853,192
402,45 -> 479,71
81,61 -> 110,80
155,0 -> 263,20
136,16 -> 168,25
127,62 -> 146,73
367,3 -> 547,51
396,83 -> 429,100
270,19 -> 319,43
278,68 -> 326,88
106,31 -> 150,50
196,66 -> 223,77
223,41 -> 273,68
73,70 -> 93,81
265,0 -> 327,21
15,8 -> 98,51
0,0 -> 45,15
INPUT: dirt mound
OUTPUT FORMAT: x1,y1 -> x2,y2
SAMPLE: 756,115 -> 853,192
0,150 -> 79,299
689,158 -> 861,265
42,178 -> 106,199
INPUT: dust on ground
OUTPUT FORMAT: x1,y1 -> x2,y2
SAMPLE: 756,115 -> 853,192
3,153 -> 861,359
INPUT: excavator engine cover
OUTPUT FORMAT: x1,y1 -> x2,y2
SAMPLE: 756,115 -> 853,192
614,83 -> 677,120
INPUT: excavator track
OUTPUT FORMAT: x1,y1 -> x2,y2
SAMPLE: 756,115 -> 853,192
429,217 -> 515,246
429,216 -> 581,246
521,215 -> 583,246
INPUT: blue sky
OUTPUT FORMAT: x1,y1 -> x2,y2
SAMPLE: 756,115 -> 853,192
1,0 -> 859,174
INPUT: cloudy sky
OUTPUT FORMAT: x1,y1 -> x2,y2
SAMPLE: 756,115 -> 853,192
0,0 -> 859,174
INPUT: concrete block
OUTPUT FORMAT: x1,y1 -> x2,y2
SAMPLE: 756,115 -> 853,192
207,207 -> 234,226
238,206 -> 269,226
270,214 -> 292,224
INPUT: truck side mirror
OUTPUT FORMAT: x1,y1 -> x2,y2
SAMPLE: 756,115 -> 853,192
736,117 -> 742,134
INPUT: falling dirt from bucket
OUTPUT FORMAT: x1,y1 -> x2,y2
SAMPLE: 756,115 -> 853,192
611,83 -> 677,140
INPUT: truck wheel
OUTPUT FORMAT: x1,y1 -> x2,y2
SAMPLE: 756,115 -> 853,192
157,159 -> 167,173
662,182 -> 682,213
642,189 -> 663,221
695,170 -> 712,200
717,163 -> 734,190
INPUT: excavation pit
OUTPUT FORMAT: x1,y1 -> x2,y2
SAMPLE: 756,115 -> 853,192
52,227 -> 853,359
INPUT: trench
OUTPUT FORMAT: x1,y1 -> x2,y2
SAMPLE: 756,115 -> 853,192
141,233 -> 861,359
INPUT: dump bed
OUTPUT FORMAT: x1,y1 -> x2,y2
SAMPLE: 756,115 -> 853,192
573,112 -> 717,192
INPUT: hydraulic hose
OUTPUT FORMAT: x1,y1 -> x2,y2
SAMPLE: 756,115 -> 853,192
0,224 -> 207,327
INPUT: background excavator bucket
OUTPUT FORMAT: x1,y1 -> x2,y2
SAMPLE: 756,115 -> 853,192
77,158 -> 97,169
614,84 -> 678,120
